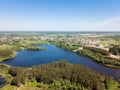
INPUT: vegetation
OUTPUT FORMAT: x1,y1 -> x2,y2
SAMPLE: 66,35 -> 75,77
84,47 -> 109,55
10,40 -> 48,50
50,40 -> 120,69
77,48 -> 120,69
50,41 -> 78,51
109,45 -> 120,55
0,46 -> 16,62
0,33 -> 120,89
0,60 -> 118,90
0,64 -> 13,89
23,45 -> 44,51
98,35 -> 120,45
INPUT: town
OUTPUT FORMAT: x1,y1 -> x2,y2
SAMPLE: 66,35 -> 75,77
0,32 -> 119,55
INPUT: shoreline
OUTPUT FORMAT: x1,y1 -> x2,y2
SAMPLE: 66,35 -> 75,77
1,43 -> 119,69
0,45 -> 45,62
72,49 -> 120,69
75,50 -> 120,69
0,51 -> 16,62
51,42 -> 120,69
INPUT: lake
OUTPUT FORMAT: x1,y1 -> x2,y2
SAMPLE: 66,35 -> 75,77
1,44 -> 120,83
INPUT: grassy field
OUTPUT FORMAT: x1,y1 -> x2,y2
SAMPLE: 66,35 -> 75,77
1,84 -> 16,90
98,40 -> 120,45
1,81 -> 39,90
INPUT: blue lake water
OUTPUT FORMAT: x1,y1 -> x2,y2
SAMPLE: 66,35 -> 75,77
1,44 -> 120,83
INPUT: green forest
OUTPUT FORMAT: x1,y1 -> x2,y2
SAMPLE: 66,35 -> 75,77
1,60 -> 119,90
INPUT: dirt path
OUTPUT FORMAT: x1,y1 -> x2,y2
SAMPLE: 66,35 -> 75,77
109,54 -> 120,60
14,84 -> 24,90
73,47 -> 83,52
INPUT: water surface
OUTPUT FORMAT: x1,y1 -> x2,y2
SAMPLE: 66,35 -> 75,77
1,44 -> 120,83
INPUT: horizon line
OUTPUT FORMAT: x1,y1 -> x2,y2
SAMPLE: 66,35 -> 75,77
0,30 -> 120,32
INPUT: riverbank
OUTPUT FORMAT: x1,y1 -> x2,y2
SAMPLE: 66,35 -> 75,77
23,45 -> 45,51
0,50 -> 16,62
50,41 -> 120,69
76,49 -> 120,69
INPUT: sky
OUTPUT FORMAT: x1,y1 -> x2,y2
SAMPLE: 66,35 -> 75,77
0,0 -> 120,31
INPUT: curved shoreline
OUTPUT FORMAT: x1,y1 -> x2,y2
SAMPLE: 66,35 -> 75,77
0,51 -> 16,62
0,46 -> 45,62
1,43 -> 120,69
75,50 -> 120,69
50,42 -> 120,69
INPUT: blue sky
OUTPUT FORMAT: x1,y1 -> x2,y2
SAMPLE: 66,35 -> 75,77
0,0 -> 120,31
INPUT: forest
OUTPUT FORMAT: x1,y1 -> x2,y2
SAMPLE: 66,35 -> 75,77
5,60 -> 119,90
